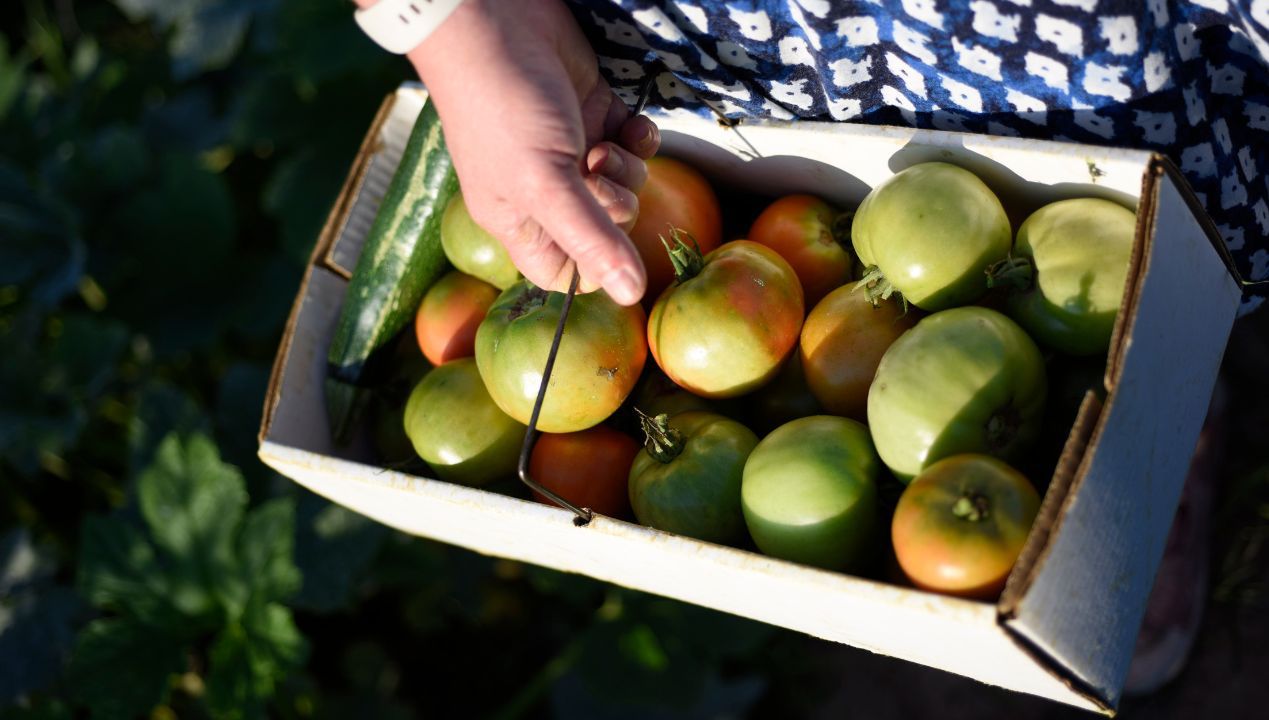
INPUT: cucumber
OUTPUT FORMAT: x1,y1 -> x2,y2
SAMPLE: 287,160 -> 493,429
326,101 -> 458,443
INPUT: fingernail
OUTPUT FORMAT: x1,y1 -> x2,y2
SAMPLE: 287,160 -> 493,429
592,175 -> 619,205
603,267 -> 642,306
601,147 -> 624,177
639,124 -> 658,152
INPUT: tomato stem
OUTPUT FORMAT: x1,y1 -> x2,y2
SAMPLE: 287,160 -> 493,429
952,492 -> 991,522
658,228 -> 705,285
830,211 -> 855,250
984,255 -> 1035,293
853,265 -> 909,314
635,408 -> 684,463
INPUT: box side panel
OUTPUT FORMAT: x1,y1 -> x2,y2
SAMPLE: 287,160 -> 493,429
1005,175 -> 1243,705
259,443 -> 1102,713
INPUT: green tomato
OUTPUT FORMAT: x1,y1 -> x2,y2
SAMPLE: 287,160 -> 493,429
1001,198 -> 1136,356
402,358 -> 525,486
628,411 -> 758,545
741,416 -> 880,571
476,280 -> 647,433
852,162 -> 1010,310
440,191 -> 520,289
868,307 -> 1047,482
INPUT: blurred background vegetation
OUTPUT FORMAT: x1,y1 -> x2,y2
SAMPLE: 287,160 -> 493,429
1,1 -> 1267,719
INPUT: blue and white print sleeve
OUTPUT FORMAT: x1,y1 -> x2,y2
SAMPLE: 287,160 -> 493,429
567,0 -> 1269,315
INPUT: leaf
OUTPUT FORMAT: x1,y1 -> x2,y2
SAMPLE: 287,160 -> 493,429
75,515 -> 181,624
64,618 -> 185,720
231,498 -> 302,612
205,603 -> 307,720
169,1 -> 254,81
0,528 -> 54,595
292,492 -> 388,612
0,587 -> 81,703
137,433 -> 247,617
127,382 -> 209,479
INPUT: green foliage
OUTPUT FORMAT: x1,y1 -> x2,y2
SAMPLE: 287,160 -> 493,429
68,433 -> 305,718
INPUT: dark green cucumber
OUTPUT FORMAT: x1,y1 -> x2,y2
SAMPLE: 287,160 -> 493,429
326,101 -> 458,443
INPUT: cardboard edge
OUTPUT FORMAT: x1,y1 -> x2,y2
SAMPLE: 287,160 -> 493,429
1105,163 -> 1159,386
1154,156 -> 1247,287
258,93 -> 401,445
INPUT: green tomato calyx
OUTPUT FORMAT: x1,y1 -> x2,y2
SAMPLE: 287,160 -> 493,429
952,492 -> 991,523
659,228 -> 705,284
853,265 -> 909,314
507,283 -> 549,321
636,408 -> 684,463
984,255 -> 1035,293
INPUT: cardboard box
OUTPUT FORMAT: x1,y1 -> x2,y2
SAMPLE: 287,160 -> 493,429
258,85 -> 1241,713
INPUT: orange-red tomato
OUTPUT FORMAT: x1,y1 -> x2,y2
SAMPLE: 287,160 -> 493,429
800,282 -> 916,420
649,239 -> 804,398
528,425 -> 639,518
748,195 -> 853,308
629,157 -> 723,302
415,271 -> 499,365
891,454 -> 1040,600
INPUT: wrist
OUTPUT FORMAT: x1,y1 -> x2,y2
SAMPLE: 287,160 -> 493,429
354,0 -> 467,55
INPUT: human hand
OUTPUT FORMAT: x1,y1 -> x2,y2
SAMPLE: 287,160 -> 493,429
406,0 -> 659,305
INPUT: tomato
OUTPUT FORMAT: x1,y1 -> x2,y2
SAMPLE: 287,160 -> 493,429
440,191 -> 520,289
476,280 -> 647,433
629,157 -> 723,301
852,162 -> 1010,310
748,194 -> 853,308
992,198 -> 1136,356
648,236 -> 804,398
628,411 -> 758,544
868,307 -> 1046,481
402,359 -> 525,486
800,282 -> 917,420
741,416 -> 880,571
891,454 -> 1040,599
414,270 -> 499,366
633,368 -> 714,419
744,349 -> 821,435
528,425 -> 639,518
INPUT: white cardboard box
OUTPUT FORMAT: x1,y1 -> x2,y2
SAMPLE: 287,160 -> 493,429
258,86 -> 1242,713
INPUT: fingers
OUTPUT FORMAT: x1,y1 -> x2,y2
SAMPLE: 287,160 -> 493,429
500,219 -> 572,293
586,141 -> 649,192
618,114 -> 660,159
524,157 -> 646,305
602,88 -> 631,140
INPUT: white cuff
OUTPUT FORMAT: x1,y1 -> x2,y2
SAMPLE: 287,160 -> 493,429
355,0 -> 465,55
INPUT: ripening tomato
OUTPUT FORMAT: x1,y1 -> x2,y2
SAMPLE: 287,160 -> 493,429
648,235 -> 804,398
891,454 -> 1041,600
628,411 -> 758,544
402,359 -> 525,486
867,307 -> 1047,482
633,369 -> 715,419
800,282 -> 917,420
441,191 -> 520,289
476,280 -> 647,433
744,349 -> 821,435
748,194 -> 853,308
528,425 -> 639,518
993,198 -> 1137,356
629,157 -> 723,301
741,416 -> 881,571
414,271 -> 499,365
852,162 -> 1010,310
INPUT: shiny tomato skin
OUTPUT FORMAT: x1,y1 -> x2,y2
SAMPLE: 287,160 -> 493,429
741,416 -> 880,571
891,454 -> 1041,600
649,240 -> 804,398
800,282 -> 917,420
748,194 -> 853,308
414,271 -> 499,366
1004,198 -> 1136,356
476,280 -> 647,433
441,191 -> 520,289
529,425 -> 639,519
867,307 -> 1046,482
402,359 -> 526,486
852,162 -> 1010,310
629,157 -> 723,301
628,411 -> 758,544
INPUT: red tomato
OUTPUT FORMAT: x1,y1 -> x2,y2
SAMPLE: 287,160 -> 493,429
748,194 -> 853,308
414,271 -> 499,366
629,157 -> 723,302
799,282 -> 917,420
529,425 -> 639,519
648,236 -> 804,398
891,454 -> 1041,600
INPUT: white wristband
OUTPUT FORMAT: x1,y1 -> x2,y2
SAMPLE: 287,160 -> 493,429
355,0 -> 465,55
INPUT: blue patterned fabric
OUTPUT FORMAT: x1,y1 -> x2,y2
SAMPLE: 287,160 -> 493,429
566,0 -> 1269,314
